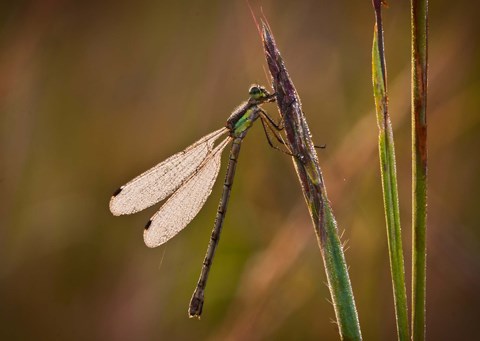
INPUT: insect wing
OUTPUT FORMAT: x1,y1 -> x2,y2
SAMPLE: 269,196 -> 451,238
109,127 -> 227,215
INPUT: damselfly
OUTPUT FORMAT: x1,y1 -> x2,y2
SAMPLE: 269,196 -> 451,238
109,85 -> 279,317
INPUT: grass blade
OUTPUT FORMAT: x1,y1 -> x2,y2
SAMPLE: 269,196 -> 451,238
411,0 -> 428,339
262,23 -> 362,341
372,1 -> 410,340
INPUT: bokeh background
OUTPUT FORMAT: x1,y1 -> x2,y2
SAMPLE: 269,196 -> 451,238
1,1 -> 479,340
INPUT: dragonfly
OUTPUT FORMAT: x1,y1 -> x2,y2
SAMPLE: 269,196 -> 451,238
109,85 -> 283,318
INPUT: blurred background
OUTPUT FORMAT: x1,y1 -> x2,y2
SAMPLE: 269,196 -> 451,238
1,0 -> 479,340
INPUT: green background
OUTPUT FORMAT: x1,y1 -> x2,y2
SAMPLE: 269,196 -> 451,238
1,1 -> 478,340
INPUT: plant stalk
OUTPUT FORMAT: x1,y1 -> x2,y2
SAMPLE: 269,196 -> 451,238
411,0 -> 428,339
372,1 -> 410,338
262,23 -> 362,341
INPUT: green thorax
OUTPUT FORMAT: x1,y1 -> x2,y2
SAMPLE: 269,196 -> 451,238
227,106 -> 259,138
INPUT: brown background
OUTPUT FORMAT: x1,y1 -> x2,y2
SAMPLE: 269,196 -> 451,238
1,0 -> 479,340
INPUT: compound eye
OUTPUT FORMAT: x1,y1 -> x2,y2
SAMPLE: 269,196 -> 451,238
249,86 -> 261,96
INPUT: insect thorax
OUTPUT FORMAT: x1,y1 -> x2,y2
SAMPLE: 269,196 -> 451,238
226,102 -> 260,138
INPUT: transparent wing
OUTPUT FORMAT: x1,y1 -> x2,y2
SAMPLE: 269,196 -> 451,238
110,127 -> 228,216
143,137 -> 231,248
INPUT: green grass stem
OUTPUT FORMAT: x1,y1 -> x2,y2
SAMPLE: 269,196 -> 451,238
372,1 -> 410,340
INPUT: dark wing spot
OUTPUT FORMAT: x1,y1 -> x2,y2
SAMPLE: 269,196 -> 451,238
112,186 -> 123,197
145,220 -> 152,230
